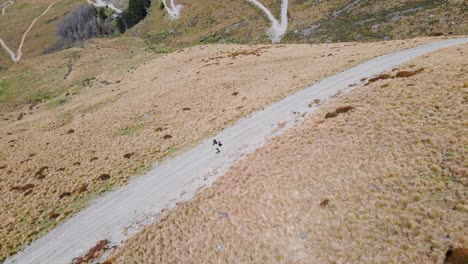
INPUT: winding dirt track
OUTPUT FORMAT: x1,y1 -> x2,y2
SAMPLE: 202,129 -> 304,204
162,0 -> 182,19
5,37 -> 468,264
0,0 -> 13,16
0,1 -> 57,62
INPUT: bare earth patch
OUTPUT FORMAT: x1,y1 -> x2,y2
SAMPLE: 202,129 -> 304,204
0,38 -> 453,259
105,44 -> 467,263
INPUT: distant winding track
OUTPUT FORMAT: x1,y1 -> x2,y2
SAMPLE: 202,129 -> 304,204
162,0 -> 183,19
5,38 -> 468,264
0,1 -> 57,62
0,0 -> 123,63
0,0 -> 13,15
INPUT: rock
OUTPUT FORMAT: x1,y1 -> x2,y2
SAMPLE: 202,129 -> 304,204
390,15 -> 401,22
219,212 -> 229,219
353,34 -> 362,41
216,245 -> 225,251
300,24 -> 321,37
298,233 -> 307,240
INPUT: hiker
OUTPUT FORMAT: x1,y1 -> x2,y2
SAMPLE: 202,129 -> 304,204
218,141 -> 222,147
216,148 -> 220,154
213,139 -> 218,146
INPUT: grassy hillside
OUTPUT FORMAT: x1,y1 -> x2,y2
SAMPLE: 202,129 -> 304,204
136,0 -> 467,45
1,0 -> 466,68
0,0 -> 85,68
0,0 -> 466,261
0,37 -> 159,109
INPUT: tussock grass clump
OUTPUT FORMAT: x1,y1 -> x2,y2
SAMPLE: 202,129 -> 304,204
396,68 -> 424,78
325,105 -> 355,118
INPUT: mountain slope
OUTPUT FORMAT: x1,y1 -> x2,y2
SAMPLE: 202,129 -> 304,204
0,38 -> 440,261
1,0 -> 466,67
0,0 -> 84,67
106,40 -> 468,264
136,0 -> 467,45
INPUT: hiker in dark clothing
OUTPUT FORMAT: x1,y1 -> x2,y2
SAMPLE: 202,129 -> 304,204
216,148 -> 220,154
218,141 -> 222,147
213,139 -> 218,146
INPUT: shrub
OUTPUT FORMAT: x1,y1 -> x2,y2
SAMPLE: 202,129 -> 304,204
97,7 -> 107,22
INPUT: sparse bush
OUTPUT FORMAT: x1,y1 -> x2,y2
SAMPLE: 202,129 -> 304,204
145,41 -> 171,53
56,5 -> 114,43
97,7 -> 108,22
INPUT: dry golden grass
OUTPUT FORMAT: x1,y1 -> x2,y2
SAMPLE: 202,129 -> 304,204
106,44 -> 468,263
0,38 -> 437,260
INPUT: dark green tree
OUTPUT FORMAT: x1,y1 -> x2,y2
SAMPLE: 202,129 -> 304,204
116,16 -> 126,33
122,0 -> 150,29
143,0 -> 151,9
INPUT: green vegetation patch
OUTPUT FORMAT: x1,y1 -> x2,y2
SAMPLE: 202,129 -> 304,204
0,80 -> 11,97
145,41 -> 171,54
14,2 -> 28,11
295,0 -> 446,43
68,50 -> 81,60
114,124 -> 145,137
46,96 -> 69,109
